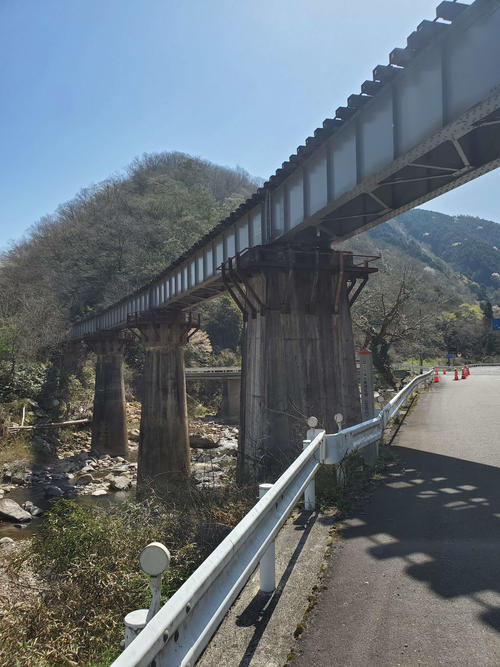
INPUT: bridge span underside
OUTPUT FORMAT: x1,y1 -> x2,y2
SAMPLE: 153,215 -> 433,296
69,0 -> 500,490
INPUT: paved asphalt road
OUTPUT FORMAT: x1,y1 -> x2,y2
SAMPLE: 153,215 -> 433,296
294,367 -> 500,666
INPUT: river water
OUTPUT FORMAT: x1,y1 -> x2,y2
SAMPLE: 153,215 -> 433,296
1,419 -> 239,541
0,484 -> 136,541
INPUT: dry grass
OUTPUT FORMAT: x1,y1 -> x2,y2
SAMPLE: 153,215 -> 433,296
0,478 -> 256,667
0,432 -> 32,466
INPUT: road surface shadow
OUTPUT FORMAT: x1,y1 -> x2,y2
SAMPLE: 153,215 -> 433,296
234,510 -> 322,667
340,446 -> 500,632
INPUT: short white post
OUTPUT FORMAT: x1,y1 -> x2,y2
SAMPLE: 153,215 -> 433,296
307,415 -> 324,463
334,412 -> 344,432
334,413 -> 345,485
124,609 -> 148,648
259,483 -> 275,593
124,542 -> 171,649
302,439 -> 316,511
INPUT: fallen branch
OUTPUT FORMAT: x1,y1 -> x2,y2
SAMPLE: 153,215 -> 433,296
8,418 -> 90,432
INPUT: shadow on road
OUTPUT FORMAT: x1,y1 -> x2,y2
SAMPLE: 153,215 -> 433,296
234,510 -> 320,667
340,446 -> 500,633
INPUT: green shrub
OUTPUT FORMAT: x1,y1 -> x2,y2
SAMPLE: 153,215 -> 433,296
0,361 -> 48,403
0,482 -> 256,666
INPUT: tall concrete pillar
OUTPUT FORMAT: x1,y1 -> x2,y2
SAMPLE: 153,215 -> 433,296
219,377 -> 241,424
222,245 -> 376,481
130,311 -> 194,495
89,332 -> 128,457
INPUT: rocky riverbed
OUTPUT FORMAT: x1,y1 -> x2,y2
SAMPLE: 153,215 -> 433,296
0,404 -> 238,535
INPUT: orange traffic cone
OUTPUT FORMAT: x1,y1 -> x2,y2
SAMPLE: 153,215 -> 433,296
461,367 -> 467,380
443,369 -> 446,375
453,369 -> 459,381
464,365 -> 470,377
434,368 -> 439,383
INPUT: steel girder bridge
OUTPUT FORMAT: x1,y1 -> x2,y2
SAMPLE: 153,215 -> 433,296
71,0 -> 500,339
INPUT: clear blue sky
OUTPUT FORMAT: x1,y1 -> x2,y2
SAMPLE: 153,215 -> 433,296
1,0 -> 498,251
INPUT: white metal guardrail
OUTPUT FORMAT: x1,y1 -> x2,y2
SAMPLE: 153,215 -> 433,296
112,369 -> 433,667
468,363 -> 500,367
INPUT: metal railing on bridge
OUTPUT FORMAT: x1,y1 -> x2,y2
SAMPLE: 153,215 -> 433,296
112,369 -> 433,667
184,366 -> 241,380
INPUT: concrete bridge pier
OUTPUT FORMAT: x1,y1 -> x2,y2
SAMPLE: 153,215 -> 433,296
222,246 -> 376,481
218,377 -> 241,424
130,311 -> 197,495
88,331 -> 128,457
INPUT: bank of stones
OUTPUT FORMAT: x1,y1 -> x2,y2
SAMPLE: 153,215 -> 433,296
0,419 -> 239,523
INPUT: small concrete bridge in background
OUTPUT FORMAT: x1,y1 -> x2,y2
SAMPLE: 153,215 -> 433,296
185,363 -> 402,424
69,0 -> 500,495
185,367 -> 241,423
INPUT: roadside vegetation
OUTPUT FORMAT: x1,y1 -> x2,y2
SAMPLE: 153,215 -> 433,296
0,153 -> 499,663
0,481 -> 256,667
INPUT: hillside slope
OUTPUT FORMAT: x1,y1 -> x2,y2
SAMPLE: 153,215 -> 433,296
370,209 -> 500,302
0,153 -> 257,356
341,209 -> 500,364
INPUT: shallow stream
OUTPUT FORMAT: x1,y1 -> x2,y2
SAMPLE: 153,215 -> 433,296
0,484 -> 136,541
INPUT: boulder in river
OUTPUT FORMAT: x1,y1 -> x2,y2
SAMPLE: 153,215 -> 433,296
0,498 -> 32,522
109,476 -> 131,491
75,473 -> 94,486
11,471 -> 30,485
190,434 -> 219,449
23,501 -> 44,517
45,485 -> 64,498
128,428 -> 140,441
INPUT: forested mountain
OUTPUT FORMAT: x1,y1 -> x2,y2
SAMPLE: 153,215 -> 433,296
369,209 -> 500,302
1,150 -> 499,371
0,153 -> 257,359
339,206 -> 500,369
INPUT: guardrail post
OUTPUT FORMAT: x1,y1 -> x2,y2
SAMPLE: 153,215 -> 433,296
258,483 -> 275,593
307,421 -> 324,462
302,440 -> 316,511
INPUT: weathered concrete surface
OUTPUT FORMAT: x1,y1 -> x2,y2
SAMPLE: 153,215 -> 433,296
137,312 -> 191,494
239,248 -> 363,479
89,332 -> 128,456
219,377 -> 241,424
198,508 -> 335,667
293,367 -> 500,666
